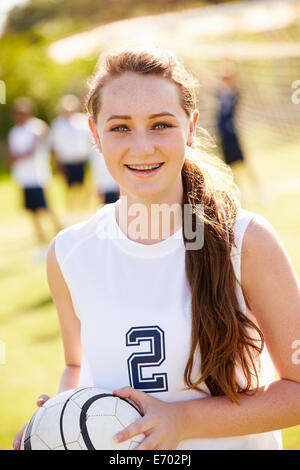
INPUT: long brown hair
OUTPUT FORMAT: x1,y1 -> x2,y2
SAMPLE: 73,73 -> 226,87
85,47 -> 264,403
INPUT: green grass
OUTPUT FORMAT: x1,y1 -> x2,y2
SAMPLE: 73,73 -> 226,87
0,127 -> 300,449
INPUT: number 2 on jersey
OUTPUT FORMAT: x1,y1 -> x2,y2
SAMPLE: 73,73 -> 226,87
126,326 -> 168,393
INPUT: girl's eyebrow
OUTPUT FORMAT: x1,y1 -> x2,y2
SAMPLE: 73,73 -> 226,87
106,112 -> 176,123
106,114 -> 131,122
149,112 -> 176,119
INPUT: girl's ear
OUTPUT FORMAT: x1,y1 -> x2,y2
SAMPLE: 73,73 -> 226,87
88,116 -> 102,152
187,109 -> 199,147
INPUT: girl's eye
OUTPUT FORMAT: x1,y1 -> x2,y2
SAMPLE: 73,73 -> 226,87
110,125 -> 128,132
110,122 -> 173,132
153,122 -> 172,130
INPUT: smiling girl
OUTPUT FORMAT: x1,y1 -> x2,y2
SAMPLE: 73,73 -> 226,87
14,47 -> 300,450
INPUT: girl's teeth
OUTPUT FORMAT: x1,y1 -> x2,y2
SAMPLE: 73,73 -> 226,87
128,164 -> 161,170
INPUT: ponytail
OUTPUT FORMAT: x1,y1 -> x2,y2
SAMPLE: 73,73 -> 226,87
181,151 -> 264,403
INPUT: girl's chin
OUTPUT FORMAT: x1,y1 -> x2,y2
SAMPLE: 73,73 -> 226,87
129,191 -> 164,202
118,174 -> 183,203
120,188 -> 167,203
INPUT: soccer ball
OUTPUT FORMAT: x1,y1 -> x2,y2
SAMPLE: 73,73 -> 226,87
20,387 -> 144,450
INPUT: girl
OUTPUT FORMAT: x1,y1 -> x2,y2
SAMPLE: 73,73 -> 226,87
14,48 -> 300,450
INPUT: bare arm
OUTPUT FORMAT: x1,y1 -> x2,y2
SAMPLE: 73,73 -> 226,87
177,378 -> 300,440
13,239 -> 82,449
178,216 -> 300,439
46,239 -> 82,393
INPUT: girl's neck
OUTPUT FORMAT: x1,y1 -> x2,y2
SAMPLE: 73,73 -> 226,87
115,185 -> 183,245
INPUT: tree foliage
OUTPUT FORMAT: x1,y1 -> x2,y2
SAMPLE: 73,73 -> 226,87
0,0 -> 236,172
4,0 -> 224,37
0,30 -> 97,162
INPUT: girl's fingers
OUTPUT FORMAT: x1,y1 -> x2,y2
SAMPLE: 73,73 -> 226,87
13,437 -> 20,450
36,394 -> 50,407
113,386 -> 149,414
13,395 -> 51,449
13,424 -> 27,450
114,415 -> 156,443
133,431 -> 162,451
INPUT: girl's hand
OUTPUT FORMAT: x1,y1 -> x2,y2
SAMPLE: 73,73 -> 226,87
113,386 -> 185,450
13,394 -> 50,450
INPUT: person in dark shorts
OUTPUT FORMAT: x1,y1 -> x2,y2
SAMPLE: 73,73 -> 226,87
103,190 -> 119,204
24,186 -> 48,211
216,64 -> 245,166
63,161 -> 86,187
89,149 -> 120,206
49,95 -> 91,219
7,97 -> 62,259
215,62 -> 267,205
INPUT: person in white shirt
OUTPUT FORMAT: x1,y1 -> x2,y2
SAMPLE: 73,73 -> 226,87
89,148 -> 119,204
49,95 -> 90,216
6,97 -> 61,255
14,48 -> 300,450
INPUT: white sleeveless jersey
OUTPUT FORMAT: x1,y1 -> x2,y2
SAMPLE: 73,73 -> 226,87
55,202 -> 283,450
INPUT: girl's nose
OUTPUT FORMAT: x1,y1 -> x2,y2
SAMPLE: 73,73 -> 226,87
129,134 -> 155,158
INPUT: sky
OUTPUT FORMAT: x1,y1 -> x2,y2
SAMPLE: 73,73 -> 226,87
0,0 -> 28,35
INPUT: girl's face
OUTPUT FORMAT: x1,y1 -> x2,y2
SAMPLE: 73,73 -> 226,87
90,72 -> 198,203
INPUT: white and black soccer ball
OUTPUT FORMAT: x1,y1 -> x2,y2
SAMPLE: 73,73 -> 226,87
20,387 -> 144,450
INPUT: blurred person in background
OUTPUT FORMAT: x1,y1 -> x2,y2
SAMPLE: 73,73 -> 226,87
89,148 -> 120,205
215,61 -> 267,205
49,94 -> 91,222
6,97 -> 61,262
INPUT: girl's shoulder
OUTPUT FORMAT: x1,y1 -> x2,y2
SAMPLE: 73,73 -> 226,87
232,207 -> 274,256
231,207 -> 280,299
54,203 -> 115,267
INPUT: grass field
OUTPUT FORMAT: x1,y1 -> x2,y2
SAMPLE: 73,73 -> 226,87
0,125 -> 299,450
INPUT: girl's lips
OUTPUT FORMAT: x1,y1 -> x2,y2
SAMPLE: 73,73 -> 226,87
125,163 -> 164,177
